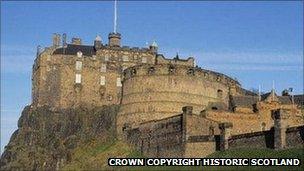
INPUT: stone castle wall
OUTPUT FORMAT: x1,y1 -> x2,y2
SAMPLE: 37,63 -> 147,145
205,104 -> 303,135
117,64 -> 241,134
126,107 -> 304,158
227,125 -> 304,150
32,46 -> 156,109
125,106 -> 223,157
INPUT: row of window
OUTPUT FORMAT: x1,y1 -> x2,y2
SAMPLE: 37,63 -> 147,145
75,74 -> 122,87
75,61 -> 130,72
76,51 -> 148,63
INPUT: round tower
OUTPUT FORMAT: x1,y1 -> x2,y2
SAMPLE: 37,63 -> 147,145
108,32 -> 121,47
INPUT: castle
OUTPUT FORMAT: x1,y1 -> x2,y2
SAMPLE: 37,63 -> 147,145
32,32 -> 304,157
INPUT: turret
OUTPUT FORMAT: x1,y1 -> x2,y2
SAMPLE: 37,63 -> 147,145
94,35 -> 102,50
52,33 -> 61,47
149,41 -> 158,53
108,32 -> 121,47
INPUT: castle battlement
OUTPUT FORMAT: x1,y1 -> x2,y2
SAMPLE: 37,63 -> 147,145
123,64 -> 240,87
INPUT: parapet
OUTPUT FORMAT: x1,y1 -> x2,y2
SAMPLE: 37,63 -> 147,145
123,64 -> 241,87
156,54 -> 195,67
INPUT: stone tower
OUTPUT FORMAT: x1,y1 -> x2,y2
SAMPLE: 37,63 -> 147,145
108,32 -> 121,47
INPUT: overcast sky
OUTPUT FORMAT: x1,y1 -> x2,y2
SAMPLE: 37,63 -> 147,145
1,1 -> 303,153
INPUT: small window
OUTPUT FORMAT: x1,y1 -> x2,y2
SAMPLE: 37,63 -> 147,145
122,56 -> 129,62
211,107 -> 218,110
105,55 -> 109,61
187,68 -> 194,75
77,51 -> 83,58
142,57 -> 147,63
100,76 -> 106,85
100,64 -> 107,72
76,61 -> 82,70
217,76 -> 221,81
217,89 -> 223,98
148,67 -> 155,74
168,65 -> 175,74
75,74 -> 81,83
131,69 -> 137,75
261,122 -> 266,131
117,77 -> 122,87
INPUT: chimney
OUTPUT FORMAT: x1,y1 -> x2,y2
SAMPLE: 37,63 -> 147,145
108,32 -> 121,47
62,33 -> 67,47
71,37 -> 82,45
94,35 -> 102,50
52,33 -> 61,47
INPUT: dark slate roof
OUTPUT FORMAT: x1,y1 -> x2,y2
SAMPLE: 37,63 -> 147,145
239,88 -> 257,96
260,91 -> 292,104
231,96 -> 258,108
294,94 -> 304,106
278,96 -> 292,104
261,92 -> 272,101
53,44 -> 96,56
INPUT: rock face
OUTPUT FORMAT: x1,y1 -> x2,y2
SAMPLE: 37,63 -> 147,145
0,105 -> 119,170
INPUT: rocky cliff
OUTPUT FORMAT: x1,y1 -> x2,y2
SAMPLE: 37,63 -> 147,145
0,105 -> 120,170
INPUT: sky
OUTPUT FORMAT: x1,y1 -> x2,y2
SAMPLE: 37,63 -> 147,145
1,1 -> 303,153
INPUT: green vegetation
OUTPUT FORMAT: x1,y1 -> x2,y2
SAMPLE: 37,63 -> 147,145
63,143 -> 304,171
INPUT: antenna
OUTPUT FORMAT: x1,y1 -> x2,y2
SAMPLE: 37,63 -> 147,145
114,0 -> 117,33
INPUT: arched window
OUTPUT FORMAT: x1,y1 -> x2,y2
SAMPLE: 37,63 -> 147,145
131,68 -> 137,76
211,107 -> 218,110
261,122 -> 266,131
217,89 -> 223,98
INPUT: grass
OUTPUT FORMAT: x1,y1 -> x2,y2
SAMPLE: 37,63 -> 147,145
62,141 -> 303,171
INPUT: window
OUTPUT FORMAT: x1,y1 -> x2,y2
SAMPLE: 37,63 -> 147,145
142,57 -> 147,63
100,64 -> 106,72
217,89 -> 223,98
76,61 -> 82,70
187,68 -> 194,75
117,77 -> 122,87
122,56 -> 129,62
77,51 -> 83,58
261,122 -> 266,131
131,69 -> 137,76
75,74 -> 81,83
211,107 -> 218,110
100,76 -> 106,85
105,55 -> 109,61
168,65 -> 175,74
148,67 -> 155,74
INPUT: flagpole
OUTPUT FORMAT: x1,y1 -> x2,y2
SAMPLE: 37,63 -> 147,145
114,0 -> 117,33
